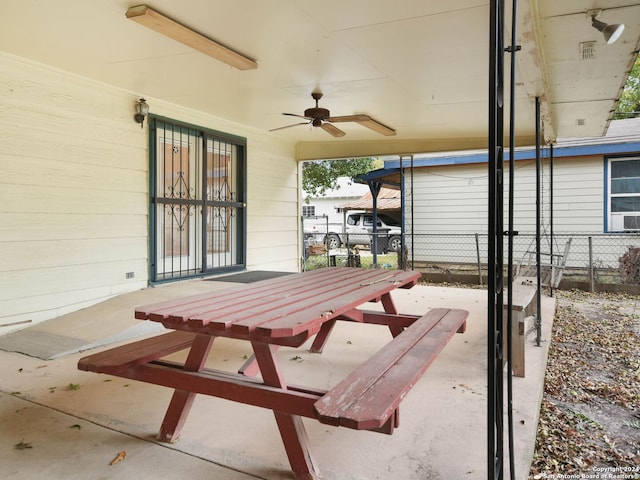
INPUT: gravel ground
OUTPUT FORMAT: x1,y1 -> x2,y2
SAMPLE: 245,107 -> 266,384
529,289 -> 640,479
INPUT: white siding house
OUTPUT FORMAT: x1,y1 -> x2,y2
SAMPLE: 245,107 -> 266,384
302,176 -> 369,224
0,53 -> 300,332
397,153 -> 607,234
380,118 -> 640,268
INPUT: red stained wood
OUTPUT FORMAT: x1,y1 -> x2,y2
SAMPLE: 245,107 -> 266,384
77,331 -> 197,374
136,268 -> 356,322
110,361 -> 324,419
77,267 -> 457,480
158,334 -> 215,442
134,268 -> 420,345
313,308 -> 468,431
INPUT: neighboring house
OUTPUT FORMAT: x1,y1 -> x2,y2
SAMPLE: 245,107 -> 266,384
378,118 -> 640,268
302,176 -> 369,224
302,178 -> 401,224
303,180 -> 402,251
339,187 -> 401,218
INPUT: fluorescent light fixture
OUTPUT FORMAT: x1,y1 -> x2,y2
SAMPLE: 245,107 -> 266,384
126,5 -> 257,70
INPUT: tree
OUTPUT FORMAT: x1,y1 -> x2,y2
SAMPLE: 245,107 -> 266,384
301,158 -> 382,201
613,54 -> 640,119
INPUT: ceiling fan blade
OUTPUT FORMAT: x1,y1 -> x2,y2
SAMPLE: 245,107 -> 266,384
269,121 -> 310,132
283,113 -> 311,119
320,122 -> 346,137
328,114 -> 396,136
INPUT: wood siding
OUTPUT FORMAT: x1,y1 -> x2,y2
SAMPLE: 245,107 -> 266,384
405,157 -> 604,234
0,53 -> 299,330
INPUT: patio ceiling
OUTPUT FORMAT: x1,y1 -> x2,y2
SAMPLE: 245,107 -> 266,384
1,0 -> 639,160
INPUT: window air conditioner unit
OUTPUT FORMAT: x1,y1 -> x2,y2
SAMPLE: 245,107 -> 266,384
611,213 -> 640,232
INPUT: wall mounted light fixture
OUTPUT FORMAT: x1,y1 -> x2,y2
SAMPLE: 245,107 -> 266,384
134,98 -> 149,129
590,12 -> 625,45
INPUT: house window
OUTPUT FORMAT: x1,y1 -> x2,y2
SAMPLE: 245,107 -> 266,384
608,156 -> 640,231
302,205 -> 315,217
150,117 -> 247,281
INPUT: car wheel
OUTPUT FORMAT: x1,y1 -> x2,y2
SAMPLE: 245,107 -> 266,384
326,234 -> 341,249
388,236 -> 402,252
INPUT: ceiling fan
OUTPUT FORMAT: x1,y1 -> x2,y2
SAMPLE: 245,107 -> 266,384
270,92 -> 396,137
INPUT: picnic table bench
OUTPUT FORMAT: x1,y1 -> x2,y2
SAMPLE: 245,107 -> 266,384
78,267 -> 468,480
503,278 -> 538,377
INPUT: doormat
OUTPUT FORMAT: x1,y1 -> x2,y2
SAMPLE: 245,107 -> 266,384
206,270 -> 293,283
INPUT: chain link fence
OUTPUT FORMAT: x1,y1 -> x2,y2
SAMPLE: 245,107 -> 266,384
303,230 -> 640,291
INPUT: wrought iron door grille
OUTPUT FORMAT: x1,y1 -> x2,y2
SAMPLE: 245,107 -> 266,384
150,118 -> 246,281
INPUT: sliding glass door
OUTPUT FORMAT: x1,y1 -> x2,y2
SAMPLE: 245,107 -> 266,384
151,118 -> 246,281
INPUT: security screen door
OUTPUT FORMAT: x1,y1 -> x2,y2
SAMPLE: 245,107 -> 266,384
151,118 -> 246,281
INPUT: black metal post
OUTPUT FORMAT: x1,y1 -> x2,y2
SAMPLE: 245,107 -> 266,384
410,155 -> 415,269
505,1 -> 519,477
535,98 -> 542,347
369,181 -> 382,266
399,156 -> 405,269
549,143 -> 554,296
476,233 -> 483,286
488,0 -> 505,478
589,236 -> 595,292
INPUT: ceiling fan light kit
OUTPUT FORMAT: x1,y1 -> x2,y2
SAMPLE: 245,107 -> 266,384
271,92 -> 396,137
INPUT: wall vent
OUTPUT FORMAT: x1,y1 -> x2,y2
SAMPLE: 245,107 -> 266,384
579,41 -> 596,60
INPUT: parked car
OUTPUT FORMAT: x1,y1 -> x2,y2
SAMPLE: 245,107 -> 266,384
305,212 -> 402,252
344,212 -> 402,252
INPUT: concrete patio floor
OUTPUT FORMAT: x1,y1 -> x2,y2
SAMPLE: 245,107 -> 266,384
0,278 -> 555,480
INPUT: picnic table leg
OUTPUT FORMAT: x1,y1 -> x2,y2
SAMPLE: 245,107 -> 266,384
238,346 -> 280,376
381,292 -> 404,337
157,334 -> 215,442
311,292 -> 403,352
251,342 -> 321,480
309,318 -> 336,353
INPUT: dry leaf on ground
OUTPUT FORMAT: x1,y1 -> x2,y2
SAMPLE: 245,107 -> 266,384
110,451 -> 126,465
530,290 -> 640,477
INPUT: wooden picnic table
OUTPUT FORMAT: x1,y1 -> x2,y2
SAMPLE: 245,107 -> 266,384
78,267 -> 467,480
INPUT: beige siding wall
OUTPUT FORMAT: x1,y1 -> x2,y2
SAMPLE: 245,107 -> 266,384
245,136 -> 299,270
0,53 -> 299,331
550,157 -> 603,232
405,156 -> 604,234
508,157 -> 603,233
405,162 -> 489,232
